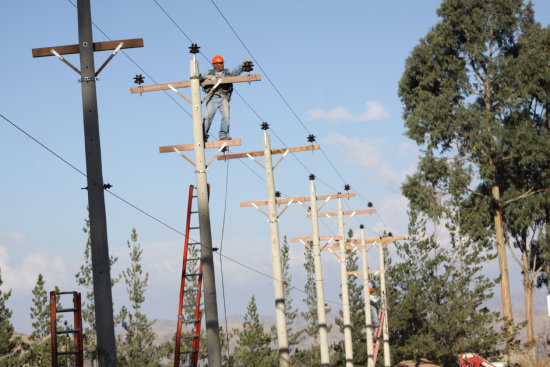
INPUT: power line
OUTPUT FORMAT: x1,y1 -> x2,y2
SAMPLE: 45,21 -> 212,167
0,111 -> 344,307
66,0 -> 191,117
207,0 -> 393,235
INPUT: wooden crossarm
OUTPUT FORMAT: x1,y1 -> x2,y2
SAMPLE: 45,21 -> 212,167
159,139 -> 241,153
218,144 -> 319,160
32,38 -> 143,58
305,208 -> 377,218
290,236 -> 342,243
349,236 -> 408,244
130,74 -> 261,94
240,192 -> 355,207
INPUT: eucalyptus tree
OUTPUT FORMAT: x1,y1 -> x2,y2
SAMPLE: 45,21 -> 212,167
398,0 -> 550,340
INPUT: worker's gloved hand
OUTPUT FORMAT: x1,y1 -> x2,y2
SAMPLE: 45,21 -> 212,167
206,75 -> 217,83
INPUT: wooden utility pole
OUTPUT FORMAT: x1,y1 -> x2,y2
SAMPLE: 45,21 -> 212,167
306,203 -> 376,367
289,188 -> 355,367
32,2 -> 143,364
131,47 -> 260,367
226,130 -> 318,367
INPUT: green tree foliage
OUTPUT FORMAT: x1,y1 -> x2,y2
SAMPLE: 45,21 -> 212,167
75,211 -> 119,364
387,207 -> 504,365
398,0 -> 550,338
0,268 -> 22,366
232,296 -> 276,367
30,274 -> 49,340
300,246 -> 318,341
21,274 -> 51,367
117,229 -> 160,367
277,237 -> 303,350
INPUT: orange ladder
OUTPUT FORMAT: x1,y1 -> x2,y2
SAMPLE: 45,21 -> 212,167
174,185 -> 205,367
372,307 -> 385,366
50,291 -> 83,367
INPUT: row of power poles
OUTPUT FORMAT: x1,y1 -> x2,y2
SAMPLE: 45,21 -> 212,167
32,2 -> 406,366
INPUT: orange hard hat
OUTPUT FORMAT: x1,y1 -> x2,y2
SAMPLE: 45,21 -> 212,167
369,288 -> 373,293
212,55 -> 224,64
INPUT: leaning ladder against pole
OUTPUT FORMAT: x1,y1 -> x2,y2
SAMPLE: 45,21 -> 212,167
174,185 -> 208,367
50,291 -> 83,367
372,308 -> 386,366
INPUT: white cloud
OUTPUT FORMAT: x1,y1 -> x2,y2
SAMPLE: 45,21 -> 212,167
0,245 -> 68,293
306,101 -> 389,122
323,133 -> 416,190
0,232 -> 28,244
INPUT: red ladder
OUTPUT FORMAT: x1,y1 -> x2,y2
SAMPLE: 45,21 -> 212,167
50,291 -> 83,367
174,185 -> 205,367
372,307 -> 385,366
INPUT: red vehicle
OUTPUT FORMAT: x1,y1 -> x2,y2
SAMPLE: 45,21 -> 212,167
458,353 -> 496,367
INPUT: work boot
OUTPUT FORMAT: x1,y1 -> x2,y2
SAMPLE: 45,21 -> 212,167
220,136 -> 232,141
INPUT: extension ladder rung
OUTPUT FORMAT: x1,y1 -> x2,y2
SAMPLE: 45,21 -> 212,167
50,290 -> 83,367
190,211 -> 198,214
57,307 -> 80,313
185,273 -> 201,277
187,258 -> 201,262
188,242 -> 201,246
182,319 -> 201,324
57,350 -> 81,356
189,226 -> 200,230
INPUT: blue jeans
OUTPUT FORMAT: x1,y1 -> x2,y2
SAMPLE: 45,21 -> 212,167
203,94 -> 230,140
371,305 -> 380,327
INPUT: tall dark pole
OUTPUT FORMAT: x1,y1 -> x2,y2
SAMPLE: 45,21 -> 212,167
77,0 -> 117,365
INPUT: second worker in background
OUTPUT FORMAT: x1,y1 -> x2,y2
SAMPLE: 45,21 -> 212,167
202,55 -> 252,141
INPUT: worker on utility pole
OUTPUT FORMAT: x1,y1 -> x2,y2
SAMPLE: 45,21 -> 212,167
201,55 -> 252,141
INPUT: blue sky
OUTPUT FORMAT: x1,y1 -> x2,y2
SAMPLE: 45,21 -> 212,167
1,0 -> 549,334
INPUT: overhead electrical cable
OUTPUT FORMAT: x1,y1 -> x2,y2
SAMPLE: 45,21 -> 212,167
0,111 -> 345,308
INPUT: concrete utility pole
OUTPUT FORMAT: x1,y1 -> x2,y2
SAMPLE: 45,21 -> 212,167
311,204 -> 376,367
262,133 -> 290,367
309,180 -> 331,367
76,4 -> 116,364
230,132 -> 319,367
329,235 -> 407,367
130,47 -> 260,366
378,242 -> 391,367
32,2 -> 143,365
188,56 -> 221,366
360,230 -> 375,367
337,198 -> 353,367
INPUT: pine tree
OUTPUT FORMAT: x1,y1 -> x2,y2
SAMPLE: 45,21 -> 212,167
398,0 -> 550,340
276,237 -> 303,350
75,210 -> 119,364
300,246 -> 318,341
294,244 -> 331,367
21,274 -> 51,366
232,296 -> 276,367
117,228 -> 160,367
0,268 -> 22,366
387,206 -> 504,365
